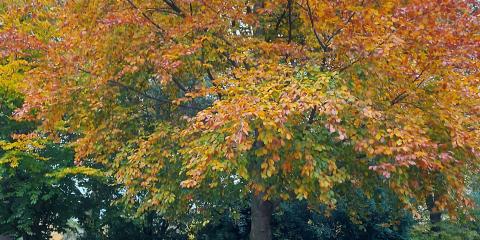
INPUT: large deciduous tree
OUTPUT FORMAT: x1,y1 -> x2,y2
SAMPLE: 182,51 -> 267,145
5,0 -> 480,239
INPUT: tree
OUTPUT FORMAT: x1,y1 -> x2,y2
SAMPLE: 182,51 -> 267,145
6,0 -> 480,239
0,84 -> 83,239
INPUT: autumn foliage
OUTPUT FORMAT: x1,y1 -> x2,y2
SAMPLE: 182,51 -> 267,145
2,0 -> 480,238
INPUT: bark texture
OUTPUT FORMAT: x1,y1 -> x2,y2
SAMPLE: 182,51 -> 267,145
250,192 -> 273,240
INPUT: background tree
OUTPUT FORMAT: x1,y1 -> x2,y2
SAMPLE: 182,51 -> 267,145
0,85 -> 183,239
0,83 -> 82,239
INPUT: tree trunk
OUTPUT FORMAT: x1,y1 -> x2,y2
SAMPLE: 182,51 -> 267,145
426,194 -> 442,231
250,192 -> 273,240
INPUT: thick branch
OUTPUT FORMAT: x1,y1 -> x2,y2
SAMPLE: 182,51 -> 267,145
307,106 -> 317,124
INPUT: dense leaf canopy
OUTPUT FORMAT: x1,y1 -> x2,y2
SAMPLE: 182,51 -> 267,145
2,0 -> 479,227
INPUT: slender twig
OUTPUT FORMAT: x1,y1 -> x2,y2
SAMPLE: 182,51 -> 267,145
287,0 -> 293,43
306,0 -> 328,51
108,80 -> 168,103
272,9 -> 287,40
108,80 -> 201,110
125,0 -> 165,38
324,11 -> 356,46
171,77 -> 188,92
390,64 -> 430,106
306,102 -> 329,130
337,34 -> 393,73
337,56 -> 362,73
207,69 -> 222,100
390,91 -> 408,106
78,68 -> 200,110
145,7 -> 183,17
162,0 -> 185,17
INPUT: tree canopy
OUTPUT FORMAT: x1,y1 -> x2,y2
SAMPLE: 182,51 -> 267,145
2,0 -> 479,239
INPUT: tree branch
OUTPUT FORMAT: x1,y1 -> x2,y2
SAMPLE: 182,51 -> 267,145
324,11 -> 356,46
337,34 -> 393,73
78,68 -> 199,110
307,106 -> 317,124
171,77 -> 188,92
306,0 -> 328,51
145,7 -> 184,17
125,0 -> 165,38
207,69 -> 222,100
287,0 -> 293,43
390,91 -> 408,106
305,102 -> 328,130
108,80 -> 167,103
108,80 -> 201,110
391,64 -> 429,106
271,9 -> 287,41
162,0 -> 185,17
